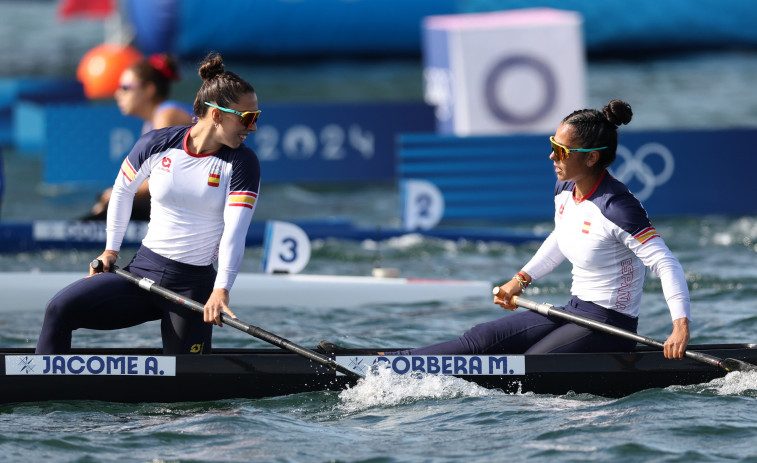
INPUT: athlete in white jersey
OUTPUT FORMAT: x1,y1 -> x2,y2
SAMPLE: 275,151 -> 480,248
523,171 -> 689,322
37,53 -> 262,355
382,100 -> 691,361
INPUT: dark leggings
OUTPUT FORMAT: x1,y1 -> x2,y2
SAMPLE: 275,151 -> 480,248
35,246 -> 215,355
392,296 -> 638,355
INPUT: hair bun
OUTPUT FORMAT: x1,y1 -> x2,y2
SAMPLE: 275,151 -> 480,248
603,99 -> 633,127
198,52 -> 225,81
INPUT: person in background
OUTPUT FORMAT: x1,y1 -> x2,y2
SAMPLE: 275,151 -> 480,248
37,52 -> 262,355
85,53 -> 195,220
331,100 -> 690,360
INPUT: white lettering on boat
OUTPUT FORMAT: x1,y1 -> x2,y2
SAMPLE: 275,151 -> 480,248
335,355 -> 526,377
5,355 -> 176,376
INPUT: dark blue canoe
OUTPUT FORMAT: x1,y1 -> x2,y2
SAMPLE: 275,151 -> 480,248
2,344 -> 755,403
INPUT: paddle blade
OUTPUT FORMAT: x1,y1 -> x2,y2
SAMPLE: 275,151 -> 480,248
721,358 -> 757,372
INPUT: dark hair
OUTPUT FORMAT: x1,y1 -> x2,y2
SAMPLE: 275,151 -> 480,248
562,99 -> 633,170
192,52 -> 255,117
130,54 -> 180,101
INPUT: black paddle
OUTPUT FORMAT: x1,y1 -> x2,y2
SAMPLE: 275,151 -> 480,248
91,259 -> 364,379
493,289 -> 757,372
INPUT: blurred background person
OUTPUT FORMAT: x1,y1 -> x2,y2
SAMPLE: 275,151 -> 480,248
85,53 -> 194,220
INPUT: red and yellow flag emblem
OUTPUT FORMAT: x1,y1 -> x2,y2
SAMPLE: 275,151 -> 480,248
208,165 -> 221,187
634,227 -> 659,244
229,191 -> 257,209
120,158 -> 137,183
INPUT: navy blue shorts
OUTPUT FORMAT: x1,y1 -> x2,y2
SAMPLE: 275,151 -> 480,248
35,246 -> 216,355
392,296 -> 639,355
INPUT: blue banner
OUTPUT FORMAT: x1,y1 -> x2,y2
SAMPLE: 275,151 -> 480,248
124,0 -> 757,58
43,101 -> 435,188
125,0 -> 458,58
251,102 -> 434,182
397,129 -> 757,220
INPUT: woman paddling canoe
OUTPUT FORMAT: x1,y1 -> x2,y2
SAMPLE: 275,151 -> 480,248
347,100 -> 690,360
36,52 -> 261,355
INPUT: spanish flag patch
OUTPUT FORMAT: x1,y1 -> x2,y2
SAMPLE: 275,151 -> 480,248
634,227 -> 660,244
582,221 -> 591,234
208,165 -> 221,187
229,191 -> 258,209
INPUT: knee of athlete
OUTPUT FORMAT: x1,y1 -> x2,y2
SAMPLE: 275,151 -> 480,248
460,325 -> 488,353
42,296 -> 72,325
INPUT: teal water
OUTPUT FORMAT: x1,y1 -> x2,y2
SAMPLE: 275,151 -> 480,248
2,215 -> 757,462
4,381 -> 757,463
3,2 -> 757,462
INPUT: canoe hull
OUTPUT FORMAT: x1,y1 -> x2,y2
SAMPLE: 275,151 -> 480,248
2,344 -> 755,403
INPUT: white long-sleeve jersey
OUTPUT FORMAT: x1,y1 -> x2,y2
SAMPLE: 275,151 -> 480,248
522,171 -> 690,321
106,125 -> 261,291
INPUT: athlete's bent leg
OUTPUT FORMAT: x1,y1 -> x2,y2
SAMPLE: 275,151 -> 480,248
525,297 -> 639,354
389,310 -> 563,355
35,272 -> 157,354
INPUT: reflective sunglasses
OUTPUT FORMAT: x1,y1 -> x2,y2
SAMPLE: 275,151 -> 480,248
205,102 -> 261,128
549,136 -> 607,161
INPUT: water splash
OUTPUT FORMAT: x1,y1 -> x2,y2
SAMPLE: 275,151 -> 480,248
670,370 -> 757,397
706,370 -> 757,396
337,363 -> 498,412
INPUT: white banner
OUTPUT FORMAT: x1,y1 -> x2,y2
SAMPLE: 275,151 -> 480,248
6,355 -> 176,376
423,8 -> 585,136
335,355 -> 526,377
401,179 -> 445,231
262,220 -> 311,274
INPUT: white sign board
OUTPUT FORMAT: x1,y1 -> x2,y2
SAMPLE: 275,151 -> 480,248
262,220 -> 311,274
423,8 -> 586,136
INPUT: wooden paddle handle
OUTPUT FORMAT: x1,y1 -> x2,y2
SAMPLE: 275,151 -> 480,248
492,286 -> 515,302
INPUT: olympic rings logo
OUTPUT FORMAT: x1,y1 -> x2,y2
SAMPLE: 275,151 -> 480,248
484,55 -> 557,125
609,143 -> 675,202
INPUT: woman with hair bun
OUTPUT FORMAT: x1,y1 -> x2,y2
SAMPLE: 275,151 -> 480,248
88,53 -> 195,220
37,52 -> 262,355
373,100 -> 691,360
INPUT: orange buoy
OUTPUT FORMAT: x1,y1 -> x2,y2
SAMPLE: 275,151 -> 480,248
76,43 -> 143,99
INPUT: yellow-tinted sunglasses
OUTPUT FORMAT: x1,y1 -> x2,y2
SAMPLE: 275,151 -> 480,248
205,102 -> 261,129
549,136 -> 607,161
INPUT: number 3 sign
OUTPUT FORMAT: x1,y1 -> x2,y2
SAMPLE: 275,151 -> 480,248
262,220 -> 312,274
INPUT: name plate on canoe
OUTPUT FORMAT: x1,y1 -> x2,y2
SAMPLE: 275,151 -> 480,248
5,355 -> 176,376
335,355 -> 526,377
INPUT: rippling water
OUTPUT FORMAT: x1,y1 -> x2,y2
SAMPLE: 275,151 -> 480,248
4,2 -> 757,462
3,359 -> 757,462
3,215 -> 757,462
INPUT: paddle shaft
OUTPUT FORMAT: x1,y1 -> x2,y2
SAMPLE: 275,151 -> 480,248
499,291 -> 746,372
92,260 -> 364,379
